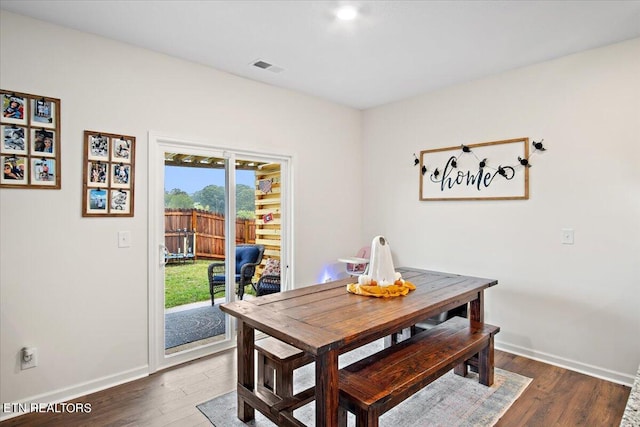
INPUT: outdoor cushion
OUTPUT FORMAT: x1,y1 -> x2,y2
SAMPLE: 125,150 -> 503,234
213,273 -> 244,282
262,258 -> 281,276
236,246 -> 261,275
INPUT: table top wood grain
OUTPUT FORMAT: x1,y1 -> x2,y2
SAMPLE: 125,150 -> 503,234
221,267 -> 497,356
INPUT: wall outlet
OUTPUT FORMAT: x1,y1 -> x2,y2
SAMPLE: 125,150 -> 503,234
21,347 -> 37,370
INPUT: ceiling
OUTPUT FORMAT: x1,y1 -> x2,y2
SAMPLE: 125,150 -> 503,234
2,1 -> 639,110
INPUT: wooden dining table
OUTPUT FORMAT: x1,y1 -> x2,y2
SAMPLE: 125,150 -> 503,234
220,266 -> 498,427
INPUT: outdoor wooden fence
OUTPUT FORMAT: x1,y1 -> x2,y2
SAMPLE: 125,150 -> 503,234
165,208 -> 255,260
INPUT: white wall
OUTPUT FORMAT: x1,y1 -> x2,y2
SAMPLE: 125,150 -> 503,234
0,11 -> 363,410
2,9 -> 638,417
362,38 -> 640,384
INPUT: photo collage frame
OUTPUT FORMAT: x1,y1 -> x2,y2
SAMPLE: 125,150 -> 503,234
82,130 -> 136,217
1,89 -> 61,188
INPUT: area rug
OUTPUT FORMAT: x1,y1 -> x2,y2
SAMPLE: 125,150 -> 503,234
165,305 -> 225,349
197,341 -> 532,426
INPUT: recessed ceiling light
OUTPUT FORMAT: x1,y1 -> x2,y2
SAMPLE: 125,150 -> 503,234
336,5 -> 358,21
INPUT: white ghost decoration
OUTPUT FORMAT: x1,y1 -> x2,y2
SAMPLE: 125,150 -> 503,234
368,236 -> 397,286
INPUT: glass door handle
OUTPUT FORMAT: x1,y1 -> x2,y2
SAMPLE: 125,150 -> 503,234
160,244 -> 168,266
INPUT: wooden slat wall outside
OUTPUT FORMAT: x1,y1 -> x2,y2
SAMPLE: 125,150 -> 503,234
164,209 -> 255,260
255,164 -> 282,274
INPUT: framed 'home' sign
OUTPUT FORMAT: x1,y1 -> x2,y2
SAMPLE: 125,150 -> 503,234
420,137 -> 529,201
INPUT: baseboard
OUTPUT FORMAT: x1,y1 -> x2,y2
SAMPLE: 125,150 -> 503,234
496,341 -> 634,387
0,365 -> 149,422
2,343 -> 633,422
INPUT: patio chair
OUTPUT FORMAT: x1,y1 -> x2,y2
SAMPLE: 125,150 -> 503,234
253,258 -> 281,296
207,244 -> 265,305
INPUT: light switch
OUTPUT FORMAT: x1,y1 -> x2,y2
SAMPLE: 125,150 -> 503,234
118,231 -> 131,248
561,228 -> 574,245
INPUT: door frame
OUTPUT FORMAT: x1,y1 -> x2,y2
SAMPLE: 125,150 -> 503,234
147,131 -> 293,373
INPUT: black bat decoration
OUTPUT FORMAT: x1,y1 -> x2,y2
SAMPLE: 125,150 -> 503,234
421,165 -> 427,175
451,159 -> 457,168
479,158 -> 487,168
461,145 -> 471,153
413,153 -> 419,166
518,156 -> 531,167
497,166 -> 507,177
532,139 -> 546,151
433,168 -> 440,178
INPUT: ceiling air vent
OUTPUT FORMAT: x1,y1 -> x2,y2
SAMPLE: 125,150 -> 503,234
253,60 -> 271,69
251,59 -> 284,74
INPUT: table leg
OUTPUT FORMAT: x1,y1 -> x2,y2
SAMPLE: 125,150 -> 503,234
469,289 -> 484,323
315,349 -> 339,427
237,320 -> 255,422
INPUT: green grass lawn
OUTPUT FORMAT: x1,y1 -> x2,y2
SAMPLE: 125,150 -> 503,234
164,260 -> 255,309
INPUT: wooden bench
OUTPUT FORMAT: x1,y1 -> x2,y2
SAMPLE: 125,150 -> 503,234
338,316 -> 500,427
255,336 -> 314,400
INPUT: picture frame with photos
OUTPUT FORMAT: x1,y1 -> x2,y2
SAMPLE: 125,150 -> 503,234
82,130 -> 136,217
1,89 -> 61,189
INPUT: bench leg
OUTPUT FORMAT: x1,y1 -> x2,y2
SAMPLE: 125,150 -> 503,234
257,357 -> 297,399
276,363 -> 295,399
478,335 -> 495,386
338,406 -> 348,427
454,361 -> 468,377
354,407 -> 379,427
390,327 -> 412,345
257,354 -> 275,393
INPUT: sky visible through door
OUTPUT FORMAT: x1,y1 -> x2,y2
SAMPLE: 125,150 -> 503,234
165,165 -> 254,193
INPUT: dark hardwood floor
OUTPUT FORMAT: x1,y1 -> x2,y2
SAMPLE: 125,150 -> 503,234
0,350 -> 630,427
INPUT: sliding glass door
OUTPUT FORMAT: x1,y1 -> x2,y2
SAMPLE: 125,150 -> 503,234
148,133 -> 292,372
